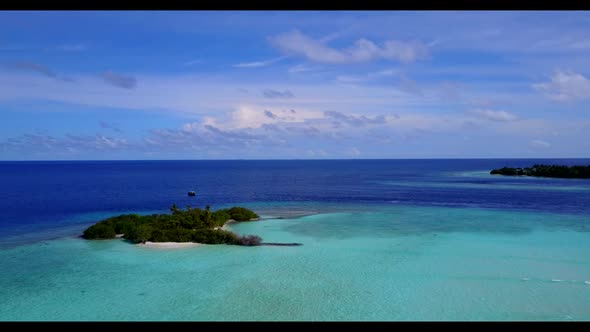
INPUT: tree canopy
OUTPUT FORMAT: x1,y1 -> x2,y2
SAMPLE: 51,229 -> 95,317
82,205 -> 261,246
490,164 -> 590,179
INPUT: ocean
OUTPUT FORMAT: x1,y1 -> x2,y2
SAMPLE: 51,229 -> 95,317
1,159 -> 589,320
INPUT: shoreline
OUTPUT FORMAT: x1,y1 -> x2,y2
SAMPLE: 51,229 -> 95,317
214,217 -> 260,231
138,241 -> 205,249
107,218 -> 264,249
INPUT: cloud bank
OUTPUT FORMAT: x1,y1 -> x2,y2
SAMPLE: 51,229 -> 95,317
269,30 -> 429,64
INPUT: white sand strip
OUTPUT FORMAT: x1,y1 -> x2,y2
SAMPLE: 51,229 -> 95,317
138,242 -> 205,249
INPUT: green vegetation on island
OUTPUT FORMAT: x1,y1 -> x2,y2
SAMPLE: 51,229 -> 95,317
490,164 -> 590,179
82,205 -> 262,246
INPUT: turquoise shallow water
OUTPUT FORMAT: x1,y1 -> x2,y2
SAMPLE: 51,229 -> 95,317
2,160 -> 590,320
1,204 -> 589,321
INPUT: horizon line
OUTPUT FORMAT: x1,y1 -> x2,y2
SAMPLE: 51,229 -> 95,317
1,157 -> 590,162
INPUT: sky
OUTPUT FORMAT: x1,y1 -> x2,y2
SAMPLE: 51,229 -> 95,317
1,11 -> 589,160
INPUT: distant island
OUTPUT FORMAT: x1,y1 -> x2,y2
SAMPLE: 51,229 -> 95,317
83,205 -> 270,246
490,164 -> 590,179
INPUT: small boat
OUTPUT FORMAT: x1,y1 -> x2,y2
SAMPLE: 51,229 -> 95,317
187,191 -> 196,196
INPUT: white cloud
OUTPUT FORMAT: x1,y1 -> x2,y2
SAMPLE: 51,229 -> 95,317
335,69 -> 399,84
0,71 -> 431,117
307,149 -> 328,157
201,105 -> 392,138
288,64 -> 314,73
398,76 -> 423,96
533,70 -> 590,102
232,56 -> 286,68
470,109 -> 517,122
529,139 -> 551,148
269,30 -> 429,64
146,112 -> 366,155
228,105 -> 324,129
349,147 -> 361,156
324,111 -> 387,127
336,75 -> 368,84
3,105 -> 575,159
1,133 -> 130,152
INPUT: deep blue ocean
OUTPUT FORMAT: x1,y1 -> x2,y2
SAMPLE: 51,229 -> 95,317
2,159 -> 590,320
1,159 -> 589,239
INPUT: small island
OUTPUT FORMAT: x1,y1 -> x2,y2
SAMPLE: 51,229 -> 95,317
83,205 -> 266,246
490,164 -> 590,179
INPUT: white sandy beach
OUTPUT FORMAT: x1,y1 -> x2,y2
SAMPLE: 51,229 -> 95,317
214,218 -> 259,231
215,224 -> 231,231
138,241 -> 205,249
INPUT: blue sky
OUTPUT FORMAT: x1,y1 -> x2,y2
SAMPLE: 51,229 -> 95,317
1,11 -> 590,160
